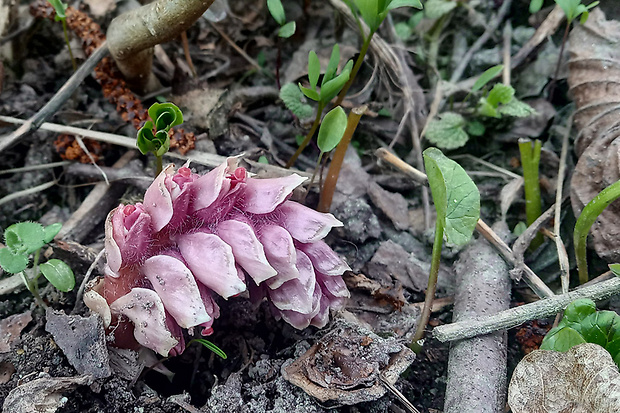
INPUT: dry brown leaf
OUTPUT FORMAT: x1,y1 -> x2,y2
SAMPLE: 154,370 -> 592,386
2,374 -> 91,413
568,9 -> 620,261
508,343 -> 620,413
0,311 -> 32,353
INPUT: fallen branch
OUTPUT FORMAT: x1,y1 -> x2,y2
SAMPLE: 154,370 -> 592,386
433,276 -> 620,342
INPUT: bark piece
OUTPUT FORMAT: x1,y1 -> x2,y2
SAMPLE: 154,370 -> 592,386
444,223 -> 511,413
367,182 -> 410,231
45,309 -> 111,379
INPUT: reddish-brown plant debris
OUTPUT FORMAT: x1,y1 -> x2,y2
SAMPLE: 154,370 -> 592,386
54,134 -> 106,164
514,319 -> 551,354
30,0 -> 195,160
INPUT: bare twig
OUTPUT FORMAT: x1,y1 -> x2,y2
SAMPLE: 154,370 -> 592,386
449,0 -> 513,84
0,42 -> 109,153
555,118 -> 572,292
433,276 -> 620,342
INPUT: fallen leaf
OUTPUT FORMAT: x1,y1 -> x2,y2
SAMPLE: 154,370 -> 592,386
0,311 -> 32,353
508,343 -> 620,413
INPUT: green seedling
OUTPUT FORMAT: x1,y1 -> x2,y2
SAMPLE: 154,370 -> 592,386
338,0 -> 422,106
518,139 -> 544,250
285,45 -> 353,167
267,0 -> 296,89
574,179 -> 620,284
48,0 -> 77,71
478,84 -> 535,119
279,83 -> 314,120
411,148 -> 480,347
529,0 -> 544,13
305,106 -> 348,194
541,298 -> 620,367
187,338 -> 228,359
137,102 -> 184,176
0,222 -> 75,309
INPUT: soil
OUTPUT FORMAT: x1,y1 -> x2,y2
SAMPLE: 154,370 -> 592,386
1,0 -> 618,412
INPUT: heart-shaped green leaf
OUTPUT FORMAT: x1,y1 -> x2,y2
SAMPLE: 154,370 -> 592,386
3,222 -> 46,255
423,148 -> 480,246
317,107 -> 348,153
39,259 -> 75,292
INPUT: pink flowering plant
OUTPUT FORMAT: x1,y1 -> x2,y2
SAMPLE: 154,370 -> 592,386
85,158 -> 350,356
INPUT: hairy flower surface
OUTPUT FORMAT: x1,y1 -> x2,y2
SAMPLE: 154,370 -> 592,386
85,159 -> 350,356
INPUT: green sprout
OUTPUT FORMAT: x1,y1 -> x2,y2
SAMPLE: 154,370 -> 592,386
338,0 -> 422,106
518,139 -> 544,250
541,298 -> 620,367
285,45 -> 353,168
187,338 -> 228,359
0,222 -> 75,309
573,179 -> 620,284
411,148 -> 480,347
555,0 -> 599,25
48,0 -> 77,71
137,102 -> 184,176
267,0 -> 296,89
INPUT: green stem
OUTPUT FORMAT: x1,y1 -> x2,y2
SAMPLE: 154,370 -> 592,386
411,218 -> 445,347
62,19 -> 77,72
20,249 -> 47,309
518,139 -> 543,249
574,179 -> 620,284
286,102 -> 325,168
333,29 -> 375,107
155,155 -> 163,176
303,151 -> 324,203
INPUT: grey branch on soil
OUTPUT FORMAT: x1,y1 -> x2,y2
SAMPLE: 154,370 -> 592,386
0,42 -> 109,153
444,222 -> 511,413
434,276 -> 620,342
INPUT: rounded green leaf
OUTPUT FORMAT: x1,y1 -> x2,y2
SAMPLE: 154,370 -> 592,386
423,148 -> 480,246
267,0 -> 286,25
308,51 -> 321,90
278,21 -> 296,38
39,259 -> 75,292
148,102 -> 183,132
4,222 -> 46,255
317,107 -> 348,153
540,326 -> 586,352
562,298 -> 597,324
0,248 -> 28,274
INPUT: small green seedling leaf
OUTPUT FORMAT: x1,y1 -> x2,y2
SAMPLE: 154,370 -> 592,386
317,107 -> 348,152
267,0 -> 286,25
466,120 -> 485,137
423,148 -> 480,246
148,102 -> 183,132
610,263 -> 620,277
48,0 -> 67,21
387,0 -> 423,11
299,84 -> 320,102
279,21 -> 296,38
280,83 -> 314,119
4,222 -> 46,255
425,112 -> 470,150
472,65 -> 504,92
498,98 -> 536,118
541,298 -> 620,367
319,60 -> 353,104
0,248 -> 28,274
43,223 -> 62,244
39,259 -> 75,292
308,51 -> 321,90
423,0 -> 456,19
322,44 -> 341,86
258,155 -> 269,164
529,0 -> 544,13
486,83 -> 515,107
353,0 -> 380,31
189,338 -> 228,359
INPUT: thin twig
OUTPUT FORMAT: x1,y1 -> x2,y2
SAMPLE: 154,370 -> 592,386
209,22 -> 261,71
71,248 -> 105,315
433,276 -> 620,342
449,0 -> 513,84
555,118 -> 572,292
380,374 -> 421,413
0,42 -> 109,153
0,181 -> 57,208
503,20 -> 512,85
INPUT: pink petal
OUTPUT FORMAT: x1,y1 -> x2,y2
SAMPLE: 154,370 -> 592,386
190,160 -> 231,212
299,241 -> 350,276
144,165 -> 175,232
278,201 -> 343,243
258,225 -> 299,289
267,250 -> 316,313
217,220 -> 277,285
317,272 -> 350,298
310,293 -> 331,328
177,232 -> 247,299
109,288 -> 179,356
104,208 -> 122,276
142,255 -> 210,329
277,283 -> 322,330
197,284 -> 220,336
243,174 -> 307,214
